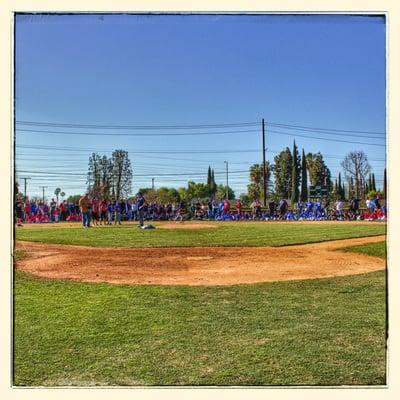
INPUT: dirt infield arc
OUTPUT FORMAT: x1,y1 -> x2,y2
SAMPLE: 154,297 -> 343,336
16,235 -> 386,286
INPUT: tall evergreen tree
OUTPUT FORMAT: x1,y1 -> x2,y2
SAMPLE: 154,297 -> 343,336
372,173 -> 376,192
338,172 -> 343,200
300,149 -> 308,201
290,141 -> 300,204
206,166 -> 214,196
368,173 -> 372,193
210,169 -> 217,196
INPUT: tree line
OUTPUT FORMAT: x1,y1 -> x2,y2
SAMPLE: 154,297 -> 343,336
47,146 -> 384,205
246,143 -> 384,205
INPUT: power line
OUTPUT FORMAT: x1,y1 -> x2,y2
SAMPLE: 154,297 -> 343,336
16,119 -> 385,135
268,121 -> 385,135
267,127 -> 383,140
16,169 -> 250,178
16,120 -> 259,130
268,130 -> 385,147
16,128 -> 260,137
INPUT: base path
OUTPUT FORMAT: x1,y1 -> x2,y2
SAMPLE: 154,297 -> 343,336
16,236 -> 386,286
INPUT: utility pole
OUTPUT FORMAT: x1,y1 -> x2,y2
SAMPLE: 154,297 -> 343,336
151,178 -> 155,190
21,177 -> 31,200
39,186 -> 48,203
224,161 -> 229,200
262,118 -> 267,207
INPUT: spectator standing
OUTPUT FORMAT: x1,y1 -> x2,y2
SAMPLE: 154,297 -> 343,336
79,193 -> 92,228
114,200 -> 122,225
136,192 -> 146,227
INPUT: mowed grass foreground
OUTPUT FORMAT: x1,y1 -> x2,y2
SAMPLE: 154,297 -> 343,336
14,240 -> 387,386
15,221 -> 386,247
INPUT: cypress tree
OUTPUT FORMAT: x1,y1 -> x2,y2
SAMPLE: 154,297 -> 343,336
207,166 -> 212,190
300,149 -> 308,201
368,173 -> 372,193
290,141 -> 300,204
210,169 -> 217,196
372,173 -> 376,192
338,172 -> 343,200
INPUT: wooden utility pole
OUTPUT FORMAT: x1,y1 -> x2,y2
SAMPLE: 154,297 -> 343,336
262,118 -> 267,207
21,177 -> 31,199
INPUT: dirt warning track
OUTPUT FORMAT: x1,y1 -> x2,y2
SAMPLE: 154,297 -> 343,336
15,236 -> 386,286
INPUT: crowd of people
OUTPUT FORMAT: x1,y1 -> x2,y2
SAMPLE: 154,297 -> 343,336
15,191 -> 386,226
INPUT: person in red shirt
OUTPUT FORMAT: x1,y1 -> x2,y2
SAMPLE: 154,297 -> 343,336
235,199 -> 242,219
223,198 -> 231,219
91,198 -> 99,226
23,200 -> 31,222
100,200 -> 108,225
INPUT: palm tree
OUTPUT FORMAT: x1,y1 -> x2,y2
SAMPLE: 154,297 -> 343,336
54,188 -> 61,205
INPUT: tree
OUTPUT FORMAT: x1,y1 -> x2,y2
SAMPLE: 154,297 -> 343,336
239,193 -> 251,206
341,151 -> 371,199
372,173 -> 376,192
155,187 -> 181,204
54,188 -> 61,205
367,173 -> 372,193
185,181 -> 210,201
111,150 -> 133,200
87,152 -> 102,197
60,191 -> 66,201
348,176 -> 354,199
300,149 -> 308,201
206,166 -> 217,197
215,184 -> 235,201
274,147 -> 292,198
247,162 -> 272,201
306,152 -> 331,188
66,194 -> 81,204
99,155 -> 113,200
338,172 -> 344,200
290,141 -> 301,204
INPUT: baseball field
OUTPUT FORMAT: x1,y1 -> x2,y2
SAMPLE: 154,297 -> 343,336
14,220 -> 387,386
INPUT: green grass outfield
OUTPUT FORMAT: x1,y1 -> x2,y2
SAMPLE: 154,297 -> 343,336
14,223 -> 387,386
15,220 -> 386,248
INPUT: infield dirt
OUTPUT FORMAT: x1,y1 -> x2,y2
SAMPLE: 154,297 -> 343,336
15,235 -> 385,286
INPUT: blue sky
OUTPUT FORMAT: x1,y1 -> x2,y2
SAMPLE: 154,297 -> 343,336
15,14 -> 386,200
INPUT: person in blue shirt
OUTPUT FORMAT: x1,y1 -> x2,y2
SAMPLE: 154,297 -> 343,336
114,200 -> 122,225
136,192 -> 146,227
315,199 -> 322,219
306,199 -> 314,219
107,200 -> 114,225
218,200 -> 225,220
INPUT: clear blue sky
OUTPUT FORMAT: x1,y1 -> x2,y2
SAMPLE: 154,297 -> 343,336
15,13 -> 386,200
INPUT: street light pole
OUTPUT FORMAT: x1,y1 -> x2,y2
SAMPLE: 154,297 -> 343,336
262,118 -> 267,207
224,161 -> 229,200
40,186 -> 48,203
